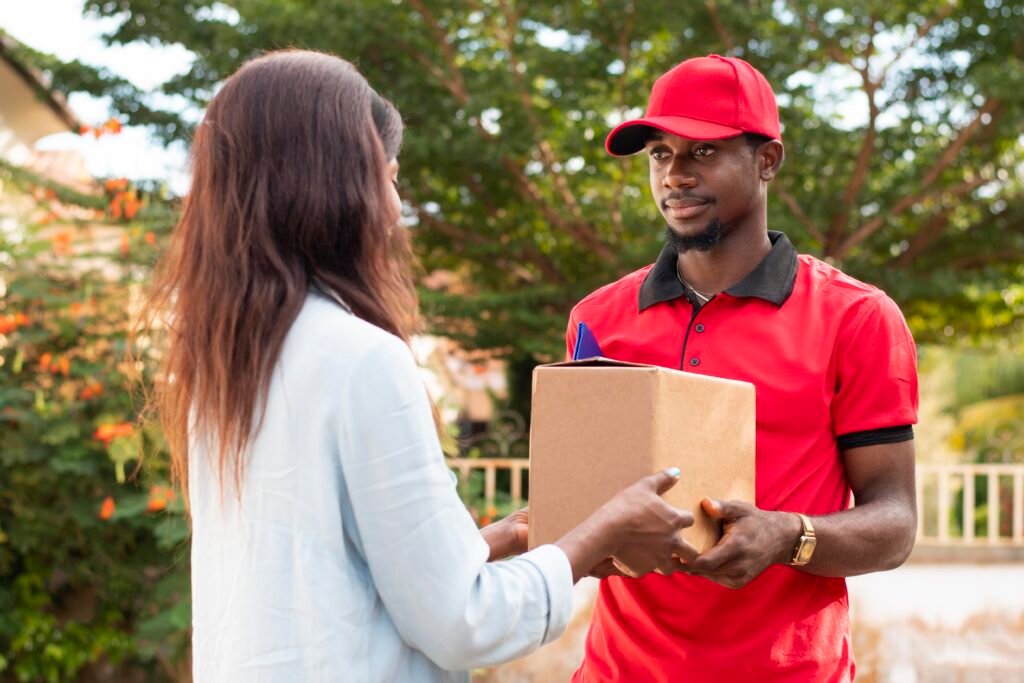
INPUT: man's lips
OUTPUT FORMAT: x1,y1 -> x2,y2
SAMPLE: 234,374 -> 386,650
664,197 -> 711,219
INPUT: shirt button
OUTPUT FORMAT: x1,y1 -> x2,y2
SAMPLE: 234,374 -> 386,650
695,324 -> 705,333
690,357 -> 700,367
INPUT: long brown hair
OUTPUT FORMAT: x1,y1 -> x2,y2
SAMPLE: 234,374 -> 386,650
140,50 -> 419,497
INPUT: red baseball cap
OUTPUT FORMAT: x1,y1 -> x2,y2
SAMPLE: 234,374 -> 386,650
605,54 -> 781,156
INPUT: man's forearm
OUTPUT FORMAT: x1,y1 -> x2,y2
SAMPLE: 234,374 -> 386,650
795,497 -> 916,577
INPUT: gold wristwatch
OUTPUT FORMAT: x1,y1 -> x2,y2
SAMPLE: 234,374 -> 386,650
789,513 -> 816,566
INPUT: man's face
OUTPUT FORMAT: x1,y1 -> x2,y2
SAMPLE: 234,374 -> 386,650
644,132 -> 762,251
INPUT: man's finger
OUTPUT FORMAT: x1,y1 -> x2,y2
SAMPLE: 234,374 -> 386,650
701,498 -> 749,520
688,542 -> 741,574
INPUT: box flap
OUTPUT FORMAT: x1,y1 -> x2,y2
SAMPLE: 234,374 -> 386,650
540,358 -> 756,393
542,357 -> 653,369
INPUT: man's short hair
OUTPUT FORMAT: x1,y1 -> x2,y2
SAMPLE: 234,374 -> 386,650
743,132 -> 773,152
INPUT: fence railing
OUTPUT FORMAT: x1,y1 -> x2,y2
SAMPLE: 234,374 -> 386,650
449,459 -> 1024,549
916,463 -> 1024,547
450,457 -> 529,510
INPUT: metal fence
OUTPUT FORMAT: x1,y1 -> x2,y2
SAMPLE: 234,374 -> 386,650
448,458 -> 1024,549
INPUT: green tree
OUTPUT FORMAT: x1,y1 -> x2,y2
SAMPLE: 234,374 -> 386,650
33,0 -> 1022,364
0,162 -> 189,682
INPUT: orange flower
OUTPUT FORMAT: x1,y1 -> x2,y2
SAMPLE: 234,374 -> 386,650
38,352 -> 53,371
123,196 -> 140,219
79,124 -> 91,136
51,230 -> 73,255
104,118 -> 123,134
92,127 -> 103,139
14,313 -> 29,326
94,422 -> 133,445
0,316 -> 16,335
146,485 -> 175,512
119,233 -> 130,256
108,196 -> 123,219
99,496 -> 115,520
104,178 -> 129,193
144,231 -> 156,245
57,355 -> 70,376
69,302 -> 82,318
80,382 -> 104,400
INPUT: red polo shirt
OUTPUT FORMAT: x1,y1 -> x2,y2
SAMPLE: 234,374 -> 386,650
567,232 -> 918,682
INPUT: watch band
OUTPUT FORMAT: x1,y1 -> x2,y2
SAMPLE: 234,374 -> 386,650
789,513 -> 816,566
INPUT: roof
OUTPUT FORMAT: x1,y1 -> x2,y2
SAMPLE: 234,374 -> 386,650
0,32 -> 81,132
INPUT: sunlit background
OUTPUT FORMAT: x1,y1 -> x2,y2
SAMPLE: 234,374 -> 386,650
1,1 -> 1022,681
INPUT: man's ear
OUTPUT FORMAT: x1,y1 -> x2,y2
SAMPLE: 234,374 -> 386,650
758,140 -> 784,181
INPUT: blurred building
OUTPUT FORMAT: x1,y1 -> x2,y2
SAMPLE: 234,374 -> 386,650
0,32 -> 76,158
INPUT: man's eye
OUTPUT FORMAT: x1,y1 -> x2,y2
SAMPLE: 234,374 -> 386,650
693,145 -> 716,158
650,150 -> 670,161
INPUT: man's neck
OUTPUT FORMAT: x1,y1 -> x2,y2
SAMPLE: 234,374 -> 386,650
675,228 -> 772,296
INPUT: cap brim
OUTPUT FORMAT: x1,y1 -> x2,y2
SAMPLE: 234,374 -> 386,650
605,116 -> 744,156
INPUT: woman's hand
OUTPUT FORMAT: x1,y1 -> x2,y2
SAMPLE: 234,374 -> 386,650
601,469 -> 699,577
555,469 -> 697,582
481,507 -> 529,561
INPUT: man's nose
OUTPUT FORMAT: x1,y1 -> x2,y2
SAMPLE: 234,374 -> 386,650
663,161 -> 697,189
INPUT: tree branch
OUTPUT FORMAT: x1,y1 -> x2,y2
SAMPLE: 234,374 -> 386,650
608,159 -> 633,240
878,4 -> 956,82
776,187 -> 825,243
405,0 -> 613,261
826,67 -> 879,251
920,99 -> 1001,188
615,2 -> 635,105
494,0 -> 612,260
413,205 -> 565,284
950,248 -> 1024,270
893,211 -> 949,268
835,175 -> 989,259
406,0 -> 469,105
832,99 -> 1001,258
795,4 -> 853,66
500,159 -> 613,260
705,0 -> 736,53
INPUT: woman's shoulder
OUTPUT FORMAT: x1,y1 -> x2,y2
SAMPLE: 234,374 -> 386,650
283,292 -> 413,377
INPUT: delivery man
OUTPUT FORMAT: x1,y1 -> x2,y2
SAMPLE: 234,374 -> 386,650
566,54 -> 919,682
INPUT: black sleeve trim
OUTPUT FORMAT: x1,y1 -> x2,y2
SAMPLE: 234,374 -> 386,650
837,425 -> 914,450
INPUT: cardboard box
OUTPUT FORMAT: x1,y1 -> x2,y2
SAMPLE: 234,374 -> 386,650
527,358 -> 755,553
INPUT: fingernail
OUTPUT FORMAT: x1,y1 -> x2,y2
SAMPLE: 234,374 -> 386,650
666,467 -> 681,478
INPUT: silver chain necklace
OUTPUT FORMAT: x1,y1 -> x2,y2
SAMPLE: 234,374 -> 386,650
676,269 -> 714,304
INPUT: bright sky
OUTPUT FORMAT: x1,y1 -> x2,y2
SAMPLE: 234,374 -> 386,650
1,0 -> 194,193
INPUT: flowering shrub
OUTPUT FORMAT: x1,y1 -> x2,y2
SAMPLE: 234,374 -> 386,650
0,162 -> 189,682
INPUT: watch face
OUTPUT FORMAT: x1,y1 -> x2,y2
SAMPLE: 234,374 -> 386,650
797,537 -> 816,563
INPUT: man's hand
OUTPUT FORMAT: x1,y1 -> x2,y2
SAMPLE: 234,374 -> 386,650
481,507 -> 529,561
685,498 -> 801,590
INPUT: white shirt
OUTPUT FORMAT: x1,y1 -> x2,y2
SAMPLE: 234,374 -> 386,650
189,292 -> 573,682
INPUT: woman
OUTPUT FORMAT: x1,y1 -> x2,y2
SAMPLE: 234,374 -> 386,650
143,50 -> 695,682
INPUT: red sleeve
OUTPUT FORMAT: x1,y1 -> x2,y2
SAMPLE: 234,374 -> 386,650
831,293 -> 919,437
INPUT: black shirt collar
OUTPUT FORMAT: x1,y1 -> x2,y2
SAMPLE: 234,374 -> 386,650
638,230 -> 799,312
